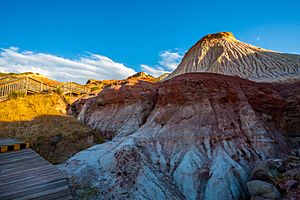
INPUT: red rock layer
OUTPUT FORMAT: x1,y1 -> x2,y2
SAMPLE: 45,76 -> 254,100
63,73 -> 300,199
77,78 -> 159,139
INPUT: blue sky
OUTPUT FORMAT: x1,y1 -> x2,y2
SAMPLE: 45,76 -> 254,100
0,0 -> 299,83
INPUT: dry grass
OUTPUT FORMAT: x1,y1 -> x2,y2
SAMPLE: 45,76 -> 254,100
0,94 -> 104,164
0,94 -> 66,122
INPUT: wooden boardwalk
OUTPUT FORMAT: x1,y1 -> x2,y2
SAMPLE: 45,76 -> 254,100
0,76 -> 90,102
0,139 -> 73,200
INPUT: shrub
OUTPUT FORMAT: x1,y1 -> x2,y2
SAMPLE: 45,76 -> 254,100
90,86 -> 100,92
93,132 -> 105,144
8,91 -> 26,99
54,87 -> 63,95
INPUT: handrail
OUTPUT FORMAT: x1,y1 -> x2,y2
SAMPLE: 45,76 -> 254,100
0,77 -> 27,85
0,76 -> 90,102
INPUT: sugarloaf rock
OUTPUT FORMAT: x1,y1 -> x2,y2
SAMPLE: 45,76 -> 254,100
165,32 -> 300,82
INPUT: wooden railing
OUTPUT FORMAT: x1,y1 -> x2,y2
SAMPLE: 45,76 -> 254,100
58,82 -> 89,94
0,78 -> 27,101
0,76 -> 90,102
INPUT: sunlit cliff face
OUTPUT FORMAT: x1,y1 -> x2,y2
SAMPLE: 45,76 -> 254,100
165,32 -> 300,82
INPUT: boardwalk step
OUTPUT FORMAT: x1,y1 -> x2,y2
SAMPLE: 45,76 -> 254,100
0,165 -> 56,182
0,179 -> 68,199
14,185 -> 72,200
0,138 -> 73,200
0,148 -> 33,159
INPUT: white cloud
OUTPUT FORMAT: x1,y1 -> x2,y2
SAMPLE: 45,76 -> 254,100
159,50 -> 183,70
140,49 -> 184,77
0,47 -> 136,84
256,36 -> 261,41
140,64 -> 169,77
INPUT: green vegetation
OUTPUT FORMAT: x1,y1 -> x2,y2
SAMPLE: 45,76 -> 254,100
90,86 -> 101,92
0,72 -> 18,77
0,72 -> 36,77
8,91 -> 26,99
54,87 -> 63,95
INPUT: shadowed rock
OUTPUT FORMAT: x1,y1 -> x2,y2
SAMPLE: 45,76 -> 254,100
247,180 -> 280,199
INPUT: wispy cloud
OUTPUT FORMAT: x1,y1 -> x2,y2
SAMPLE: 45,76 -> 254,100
140,49 -> 184,77
140,64 -> 169,77
0,47 -> 185,82
158,50 -> 183,70
0,47 -> 136,84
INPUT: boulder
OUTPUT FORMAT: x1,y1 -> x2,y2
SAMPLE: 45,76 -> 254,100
284,179 -> 299,191
247,180 -> 280,199
251,159 -> 283,182
283,167 -> 300,180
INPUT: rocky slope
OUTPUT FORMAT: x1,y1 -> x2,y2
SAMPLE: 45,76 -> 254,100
60,73 -> 300,199
165,32 -> 300,82
76,78 -> 159,139
68,72 -> 159,134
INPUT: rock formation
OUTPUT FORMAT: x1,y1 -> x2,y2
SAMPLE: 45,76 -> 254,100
165,32 -> 300,82
61,73 -> 299,199
156,73 -> 170,81
69,72 -> 159,120
77,78 -> 159,139
61,32 -> 300,200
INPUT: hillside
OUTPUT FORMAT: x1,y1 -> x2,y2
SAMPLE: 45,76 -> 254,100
60,32 -> 300,199
165,32 -> 300,82
61,73 -> 300,199
0,72 -> 60,86
0,94 -> 104,164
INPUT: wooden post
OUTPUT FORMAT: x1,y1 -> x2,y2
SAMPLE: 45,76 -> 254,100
40,81 -> 43,92
25,77 -> 29,96
0,86 -> 3,99
70,82 -> 72,98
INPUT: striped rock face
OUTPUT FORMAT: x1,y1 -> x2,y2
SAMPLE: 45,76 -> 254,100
60,73 -> 299,200
165,32 -> 300,82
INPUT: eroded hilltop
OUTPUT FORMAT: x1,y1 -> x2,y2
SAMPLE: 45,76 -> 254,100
165,32 -> 300,82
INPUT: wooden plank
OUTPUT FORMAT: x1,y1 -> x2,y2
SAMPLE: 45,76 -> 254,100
0,148 -> 32,156
0,149 -> 35,160
0,165 -> 57,182
1,159 -> 49,174
0,152 -> 36,163
0,141 -> 72,199
14,185 -> 72,200
0,156 -> 47,170
0,150 -> 40,163
0,171 -> 67,193
0,153 -> 50,173
0,149 -> 33,158
0,168 -> 62,186
0,154 -> 48,169
0,152 -> 40,165
36,187 -> 73,200
0,179 -> 68,199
